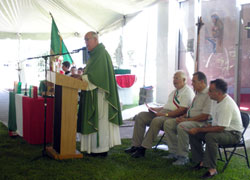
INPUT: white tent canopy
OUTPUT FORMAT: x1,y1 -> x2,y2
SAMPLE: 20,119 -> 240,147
0,0 -> 158,39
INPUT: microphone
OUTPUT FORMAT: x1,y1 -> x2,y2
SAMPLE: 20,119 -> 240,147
245,26 -> 250,30
73,47 -> 86,53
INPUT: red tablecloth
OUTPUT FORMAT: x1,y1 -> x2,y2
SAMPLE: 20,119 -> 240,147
115,74 -> 136,88
22,97 -> 54,144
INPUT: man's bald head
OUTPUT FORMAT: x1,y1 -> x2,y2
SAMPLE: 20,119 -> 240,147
84,31 -> 99,51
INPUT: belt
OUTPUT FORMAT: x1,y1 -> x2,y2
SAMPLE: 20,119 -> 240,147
229,130 -> 241,136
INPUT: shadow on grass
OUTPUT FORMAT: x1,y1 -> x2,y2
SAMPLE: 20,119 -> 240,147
0,122 -> 250,180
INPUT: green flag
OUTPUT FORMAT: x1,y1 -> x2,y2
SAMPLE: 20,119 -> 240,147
50,16 -> 73,71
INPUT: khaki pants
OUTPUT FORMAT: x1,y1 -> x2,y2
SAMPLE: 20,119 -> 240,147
190,131 -> 241,169
164,119 -> 207,157
132,110 -> 168,149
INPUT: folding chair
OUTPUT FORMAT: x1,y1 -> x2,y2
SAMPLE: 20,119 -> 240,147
154,132 -> 165,150
218,112 -> 250,172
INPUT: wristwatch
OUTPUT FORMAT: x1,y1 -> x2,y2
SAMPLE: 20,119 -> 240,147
165,113 -> 169,117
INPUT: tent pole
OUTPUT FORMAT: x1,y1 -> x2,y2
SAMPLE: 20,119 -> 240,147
143,11 -> 150,87
17,33 -> 22,82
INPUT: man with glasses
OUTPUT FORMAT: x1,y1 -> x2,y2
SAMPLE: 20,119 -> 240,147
188,79 -> 243,179
77,31 -> 122,157
164,71 -> 212,166
125,70 -> 195,158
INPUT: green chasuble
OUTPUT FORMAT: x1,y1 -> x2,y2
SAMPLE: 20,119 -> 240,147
77,43 -> 123,135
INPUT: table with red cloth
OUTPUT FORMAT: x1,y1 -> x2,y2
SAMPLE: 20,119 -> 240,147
22,96 -> 54,144
8,91 -> 54,144
115,74 -> 136,88
115,74 -> 136,105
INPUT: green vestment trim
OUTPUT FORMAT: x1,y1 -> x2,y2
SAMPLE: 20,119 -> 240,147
77,43 -> 123,135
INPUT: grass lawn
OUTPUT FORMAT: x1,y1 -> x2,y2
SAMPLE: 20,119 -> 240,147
0,122 -> 250,180
122,104 -> 138,110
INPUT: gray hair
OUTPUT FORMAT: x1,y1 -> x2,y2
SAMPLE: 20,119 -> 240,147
175,70 -> 187,83
89,31 -> 99,41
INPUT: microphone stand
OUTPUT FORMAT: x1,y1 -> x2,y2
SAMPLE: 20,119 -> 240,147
28,50 -> 81,161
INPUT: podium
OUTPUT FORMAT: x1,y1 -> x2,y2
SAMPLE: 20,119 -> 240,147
46,71 -> 87,160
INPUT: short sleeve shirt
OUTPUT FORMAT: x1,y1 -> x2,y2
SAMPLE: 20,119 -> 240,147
211,95 -> 243,132
163,84 -> 195,111
188,87 -> 212,118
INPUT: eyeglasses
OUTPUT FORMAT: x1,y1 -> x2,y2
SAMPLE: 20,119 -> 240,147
208,88 -> 218,93
84,37 -> 93,42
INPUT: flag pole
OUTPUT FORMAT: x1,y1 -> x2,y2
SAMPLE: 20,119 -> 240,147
49,12 -> 54,19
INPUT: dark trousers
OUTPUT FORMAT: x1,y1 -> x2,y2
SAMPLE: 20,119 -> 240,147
190,130 -> 241,169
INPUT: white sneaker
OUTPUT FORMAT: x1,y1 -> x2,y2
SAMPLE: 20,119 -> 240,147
172,156 -> 189,165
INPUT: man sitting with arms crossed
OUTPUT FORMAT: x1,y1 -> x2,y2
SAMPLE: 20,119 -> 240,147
125,70 -> 195,158
188,79 -> 243,179
164,71 -> 212,165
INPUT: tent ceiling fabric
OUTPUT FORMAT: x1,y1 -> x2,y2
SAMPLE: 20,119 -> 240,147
0,0 -> 158,39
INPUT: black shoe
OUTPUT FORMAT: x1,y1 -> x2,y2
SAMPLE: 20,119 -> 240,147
201,171 -> 218,179
125,146 -> 139,154
89,152 -> 108,157
192,163 -> 204,171
131,147 -> 145,158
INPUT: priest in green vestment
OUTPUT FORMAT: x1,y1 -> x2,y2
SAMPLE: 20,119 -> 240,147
77,31 -> 122,156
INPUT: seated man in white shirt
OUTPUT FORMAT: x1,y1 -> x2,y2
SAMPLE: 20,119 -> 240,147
125,70 -> 195,158
164,71 -> 212,165
188,79 -> 243,179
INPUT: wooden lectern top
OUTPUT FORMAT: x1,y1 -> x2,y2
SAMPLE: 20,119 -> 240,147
47,71 -> 88,90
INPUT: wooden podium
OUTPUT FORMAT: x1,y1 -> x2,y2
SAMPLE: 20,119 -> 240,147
46,71 -> 87,160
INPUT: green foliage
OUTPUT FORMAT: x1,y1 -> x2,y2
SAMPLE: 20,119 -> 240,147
122,104 -> 138,110
0,122 -> 250,180
122,95 -> 139,110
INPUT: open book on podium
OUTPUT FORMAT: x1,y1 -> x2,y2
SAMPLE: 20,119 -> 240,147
46,71 -> 88,160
